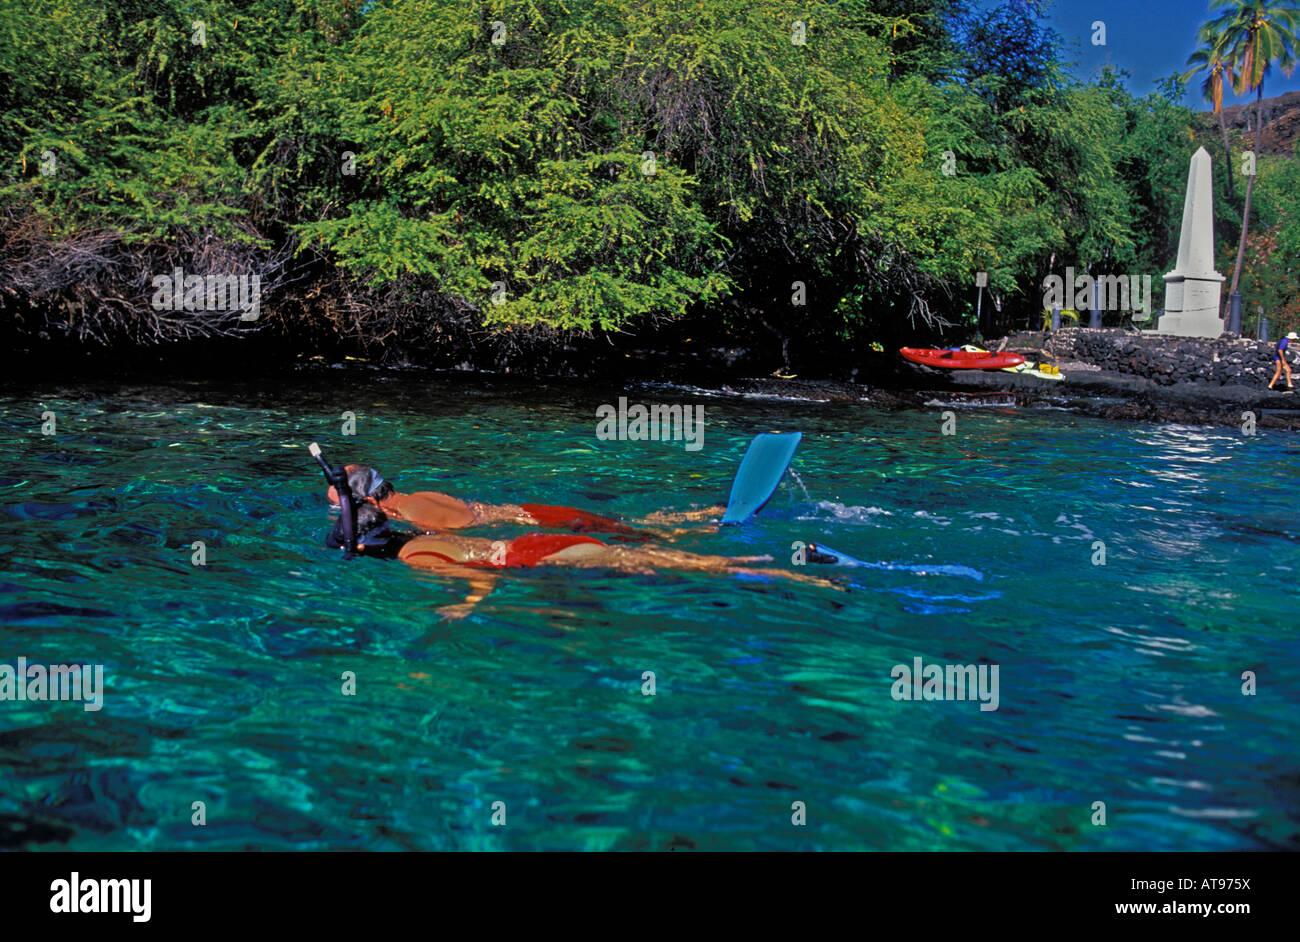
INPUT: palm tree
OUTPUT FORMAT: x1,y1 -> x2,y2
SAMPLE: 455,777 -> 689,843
1206,0 -> 1300,303
1184,28 -> 1238,201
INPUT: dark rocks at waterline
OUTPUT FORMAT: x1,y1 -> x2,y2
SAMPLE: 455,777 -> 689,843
939,353 -> 1300,430
1026,327 -> 1284,388
817,325 -> 1300,428
668,369 -> 1300,430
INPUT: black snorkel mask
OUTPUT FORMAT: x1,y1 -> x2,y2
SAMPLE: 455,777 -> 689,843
310,441 -> 357,559
354,520 -> 402,558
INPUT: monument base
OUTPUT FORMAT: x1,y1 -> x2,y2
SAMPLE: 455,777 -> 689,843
1155,311 -> 1224,337
1161,269 -> 1224,338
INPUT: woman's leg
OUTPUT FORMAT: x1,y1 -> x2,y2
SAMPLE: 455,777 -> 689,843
641,505 -> 727,524
541,541 -> 608,563
552,544 -> 842,589
1270,360 -> 1283,388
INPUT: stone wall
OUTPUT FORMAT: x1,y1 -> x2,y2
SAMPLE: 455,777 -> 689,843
1046,328 -> 1281,387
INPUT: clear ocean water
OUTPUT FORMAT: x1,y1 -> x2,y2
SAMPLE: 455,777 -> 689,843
2,372 -> 1297,850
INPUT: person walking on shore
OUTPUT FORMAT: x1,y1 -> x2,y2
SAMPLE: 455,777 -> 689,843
1268,331 -> 1298,391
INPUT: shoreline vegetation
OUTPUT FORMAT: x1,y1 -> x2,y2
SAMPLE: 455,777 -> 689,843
3,1 -> 1299,404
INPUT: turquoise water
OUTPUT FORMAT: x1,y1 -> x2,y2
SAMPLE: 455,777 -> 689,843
2,374 -> 1298,851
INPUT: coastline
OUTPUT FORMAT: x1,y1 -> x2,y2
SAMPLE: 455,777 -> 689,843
13,324 -> 1300,431
652,328 -> 1300,431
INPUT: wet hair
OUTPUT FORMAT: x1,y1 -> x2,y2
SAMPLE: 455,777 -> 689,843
336,464 -> 395,503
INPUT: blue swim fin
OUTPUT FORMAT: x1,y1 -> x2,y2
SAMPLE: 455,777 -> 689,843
721,432 -> 802,525
807,542 -> 871,567
809,542 -> 984,581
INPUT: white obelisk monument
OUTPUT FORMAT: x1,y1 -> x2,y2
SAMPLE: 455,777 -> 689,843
1157,147 -> 1225,337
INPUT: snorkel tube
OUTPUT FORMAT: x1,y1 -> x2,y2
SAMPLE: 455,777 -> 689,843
310,442 -> 356,559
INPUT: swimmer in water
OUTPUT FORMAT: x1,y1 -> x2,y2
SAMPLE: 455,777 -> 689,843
325,463 -> 725,537
328,503 -> 842,620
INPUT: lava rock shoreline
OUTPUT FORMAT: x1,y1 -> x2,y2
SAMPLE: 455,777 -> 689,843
681,328 -> 1300,430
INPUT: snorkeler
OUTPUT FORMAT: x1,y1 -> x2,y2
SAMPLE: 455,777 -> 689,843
325,463 -> 724,536
328,502 -> 840,620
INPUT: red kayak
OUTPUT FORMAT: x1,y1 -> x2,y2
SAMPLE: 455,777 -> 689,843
899,347 -> 1025,370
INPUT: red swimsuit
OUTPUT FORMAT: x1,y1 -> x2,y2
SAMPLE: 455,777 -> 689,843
520,503 -> 649,541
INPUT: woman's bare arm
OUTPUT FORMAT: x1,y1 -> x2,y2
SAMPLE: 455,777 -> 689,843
383,491 -> 478,530
398,538 -> 500,619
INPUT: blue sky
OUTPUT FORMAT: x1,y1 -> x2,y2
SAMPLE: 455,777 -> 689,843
1034,0 -> 1300,108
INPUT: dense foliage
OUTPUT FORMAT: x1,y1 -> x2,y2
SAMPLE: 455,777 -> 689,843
2,0 -> 1298,369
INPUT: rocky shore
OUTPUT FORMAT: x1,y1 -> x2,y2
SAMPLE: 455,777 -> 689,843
677,328 -> 1300,430
966,328 -> 1300,428
945,327 -> 1300,428
43,322 -> 1297,430
1038,327 -> 1284,387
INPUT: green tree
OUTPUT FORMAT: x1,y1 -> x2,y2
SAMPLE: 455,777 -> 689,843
1206,0 -> 1300,301
0,0 -> 1235,366
1238,148 -> 1300,331
1184,25 -> 1239,201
